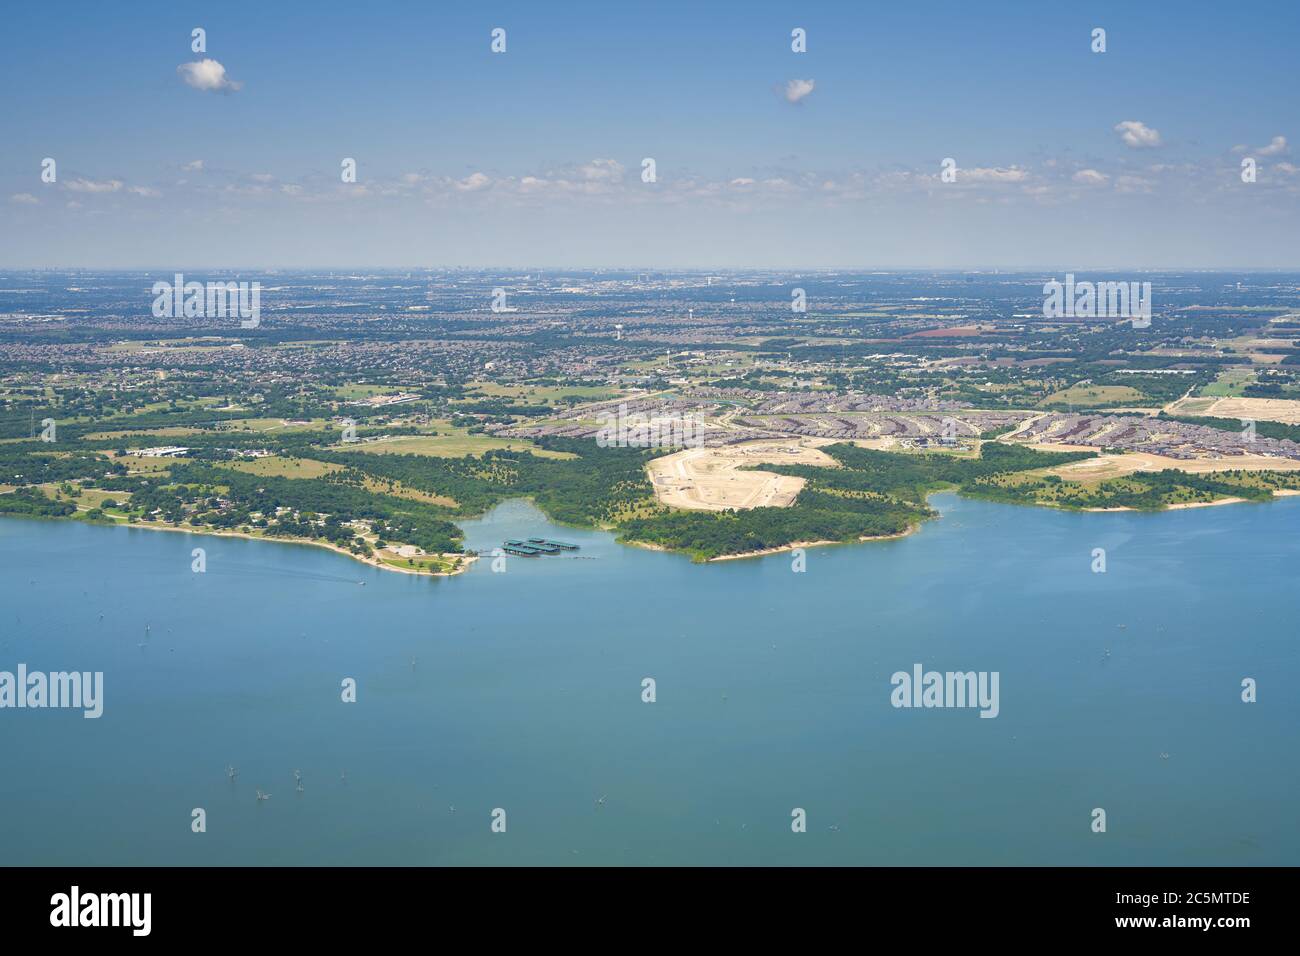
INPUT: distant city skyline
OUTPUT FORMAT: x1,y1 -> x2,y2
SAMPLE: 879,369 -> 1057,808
3,1 -> 1298,269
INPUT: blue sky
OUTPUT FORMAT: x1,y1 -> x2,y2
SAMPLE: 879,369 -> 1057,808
2,0 -> 1297,268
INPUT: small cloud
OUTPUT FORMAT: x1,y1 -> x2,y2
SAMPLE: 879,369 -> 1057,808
9,193 -> 39,205
963,166 -> 1029,183
455,172 -> 491,191
280,183 -> 304,196
1072,169 -> 1110,185
182,159 -> 205,172
1115,174 -> 1154,193
730,177 -> 756,186
1258,135 -> 1288,157
250,173 -> 274,183
1275,162 -> 1299,176
177,59 -> 243,93
784,78 -> 815,104
1114,120 -> 1161,148
578,159 -> 623,183
127,186 -> 162,197
65,178 -> 123,193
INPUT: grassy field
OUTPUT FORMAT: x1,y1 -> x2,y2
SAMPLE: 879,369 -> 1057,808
333,383 -> 402,400
212,417 -> 330,432
339,432 -> 576,459
1167,396 -> 1218,415
1040,384 -> 1147,407
360,476 -> 458,508
113,455 -> 174,473
465,382 -> 619,403
72,488 -> 130,509
377,553 -> 460,573
1200,368 -> 1254,397
223,456 -> 344,478
82,426 -> 206,440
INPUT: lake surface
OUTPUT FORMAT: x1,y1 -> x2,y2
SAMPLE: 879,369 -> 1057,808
2,494 -> 1296,865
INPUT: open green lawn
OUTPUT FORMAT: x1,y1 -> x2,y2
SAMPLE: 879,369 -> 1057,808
223,456 -> 345,478
377,553 -> 459,573
333,383 -> 401,400
82,426 -> 207,440
1200,369 -> 1255,397
213,417 -> 330,432
1039,384 -> 1147,407
465,382 -> 620,403
337,432 -> 576,459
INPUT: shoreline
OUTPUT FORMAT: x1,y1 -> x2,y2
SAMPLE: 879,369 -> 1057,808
10,484 -> 1300,575
1085,487 -> 1300,513
706,522 -> 923,562
619,518 -> 926,563
90,517 -> 477,577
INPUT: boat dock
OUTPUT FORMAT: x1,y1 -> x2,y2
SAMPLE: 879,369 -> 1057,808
502,537 -> 580,557
529,537 -> 579,550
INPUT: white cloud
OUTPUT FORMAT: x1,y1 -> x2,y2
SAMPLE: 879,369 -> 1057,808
127,186 -> 161,197
963,166 -> 1029,183
455,172 -> 491,191
1258,135 -> 1288,157
9,193 -> 39,205
177,59 -> 243,93
250,173 -> 274,183
182,159 -> 205,172
1115,174 -> 1154,193
730,177 -> 756,186
1275,162 -> 1299,176
280,184 -> 304,196
578,159 -> 624,183
1072,169 -> 1110,185
1114,120 -> 1162,148
784,79 -> 815,104
65,178 -> 123,193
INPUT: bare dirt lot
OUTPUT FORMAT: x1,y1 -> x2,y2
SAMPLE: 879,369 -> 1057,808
1034,445 -> 1300,481
1196,396 -> 1300,425
647,439 -> 836,511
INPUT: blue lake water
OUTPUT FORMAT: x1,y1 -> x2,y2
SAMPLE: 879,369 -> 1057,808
1,494 -> 1297,865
